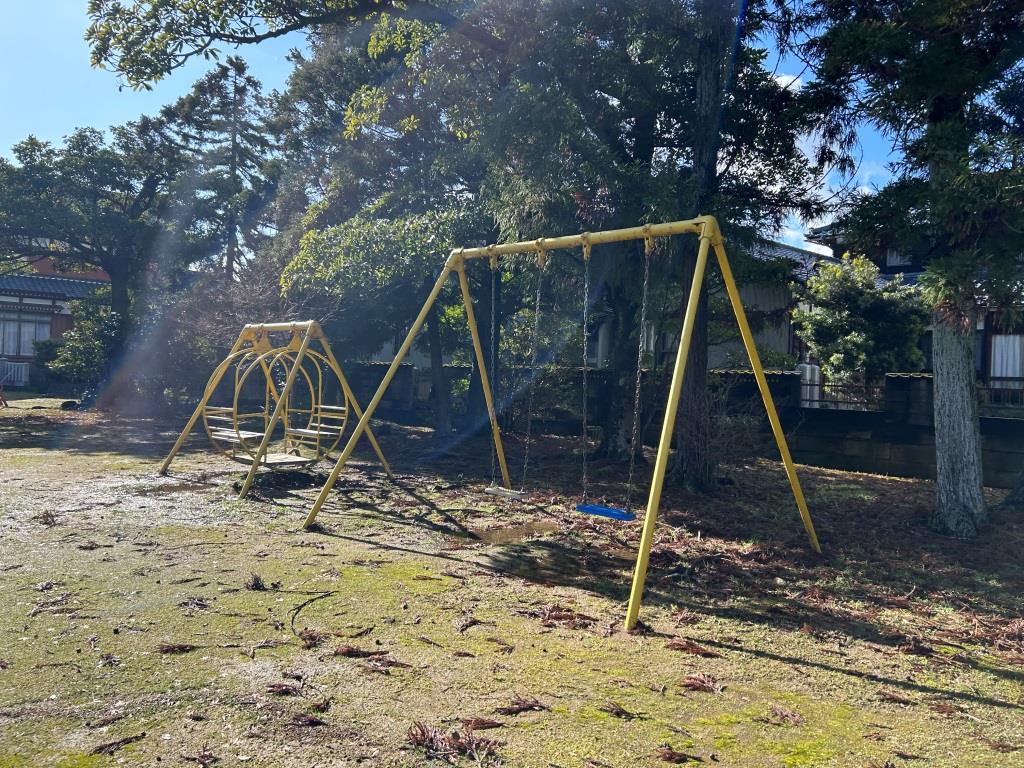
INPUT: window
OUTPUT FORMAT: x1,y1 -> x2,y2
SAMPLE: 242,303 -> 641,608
885,248 -> 913,268
991,334 -> 1024,380
0,311 -> 51,357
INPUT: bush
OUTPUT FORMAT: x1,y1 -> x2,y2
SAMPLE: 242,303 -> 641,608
792,254 -> 929,384
38,299 -> 124,397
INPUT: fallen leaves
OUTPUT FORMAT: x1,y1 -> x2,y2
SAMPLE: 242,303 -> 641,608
297,628 -> 325,649
657,745 -> 703,763
876,689 -> 914,706
495,695 -> 548,715
29,592 -> 72,616
245,572 -> 268,591
332,645 -> 388,659
680,674 -> 722,694
665,638 -> 721,657
90,732 -> 146,756
597,701 -> 640,720
157,643 -> 196,655
518,603 -> 596,630
266,683 -> 301,696
407,721 -> 501,762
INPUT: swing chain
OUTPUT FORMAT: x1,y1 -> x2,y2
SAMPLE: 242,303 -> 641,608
625,238 -> 653,513
520,251 -> 545,492
580,234 -> 592,504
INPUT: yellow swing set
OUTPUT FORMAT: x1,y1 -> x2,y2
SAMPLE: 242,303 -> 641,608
300,215 -> 820,630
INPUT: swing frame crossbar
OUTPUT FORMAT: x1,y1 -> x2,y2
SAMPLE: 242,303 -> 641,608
160,320 -> 393,499
301,216 -> 822,630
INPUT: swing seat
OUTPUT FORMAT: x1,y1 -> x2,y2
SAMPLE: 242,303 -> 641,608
485,486 -> 528,501
575,504 -> 636,521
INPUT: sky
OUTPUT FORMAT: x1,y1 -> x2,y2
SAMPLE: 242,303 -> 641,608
0,3 -> 301,154
1,2 -> 897,256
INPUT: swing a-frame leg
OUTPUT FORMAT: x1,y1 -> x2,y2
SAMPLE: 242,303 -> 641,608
622,218 -> 821,631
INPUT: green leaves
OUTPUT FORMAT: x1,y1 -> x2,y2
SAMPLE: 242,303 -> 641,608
793,254 -> 930,385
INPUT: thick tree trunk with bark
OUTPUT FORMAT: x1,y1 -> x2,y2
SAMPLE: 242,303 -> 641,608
930,313 -> 986,536
671,254 -> 712,489
596,277 -> 641,460
668,0 -> 734,489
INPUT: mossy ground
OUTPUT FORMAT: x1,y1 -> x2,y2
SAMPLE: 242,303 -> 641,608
0,399 -> 1021,766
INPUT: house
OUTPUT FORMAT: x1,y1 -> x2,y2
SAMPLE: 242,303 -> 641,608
807,224 -> 1024,389
0,258 -> 108,387
587,239 -> 836,370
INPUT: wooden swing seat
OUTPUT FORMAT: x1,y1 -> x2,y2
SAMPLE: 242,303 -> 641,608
287,426 -> 343,438
209,429 -> 265,442
484,486 -> 528,501
234,452 -> 313,467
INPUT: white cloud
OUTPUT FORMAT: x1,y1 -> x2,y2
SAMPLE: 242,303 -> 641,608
780,222 -> 833,257
774,74 -> 804,92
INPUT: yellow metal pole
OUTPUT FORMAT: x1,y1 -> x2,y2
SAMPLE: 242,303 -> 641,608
456,265 -> 513,489
237,328 -> 315,498
315,327 -> 394,479
712,239 -> 821,553
624,228 -> 713,631
303,265 -> 454,528
159,333 -> 246,474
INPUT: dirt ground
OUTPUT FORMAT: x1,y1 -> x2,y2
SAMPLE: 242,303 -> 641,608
0,396 -> 1022,767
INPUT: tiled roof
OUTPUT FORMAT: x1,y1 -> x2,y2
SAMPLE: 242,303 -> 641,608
752,240 -> 838,282
0,274 -> 106,300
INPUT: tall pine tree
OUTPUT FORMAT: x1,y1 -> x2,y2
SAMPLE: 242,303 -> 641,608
163,57 -> 275,279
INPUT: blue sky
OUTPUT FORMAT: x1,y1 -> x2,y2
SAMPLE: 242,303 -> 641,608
1,3 -> 896,255
0,3 -> 300,154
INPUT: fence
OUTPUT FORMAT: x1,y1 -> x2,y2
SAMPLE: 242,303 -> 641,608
801,382 -> 886,411
0,359 -> 29,388
979,381 -> 1024,413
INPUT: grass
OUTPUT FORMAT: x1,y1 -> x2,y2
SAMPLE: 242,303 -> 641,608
0,405 -> 1021,766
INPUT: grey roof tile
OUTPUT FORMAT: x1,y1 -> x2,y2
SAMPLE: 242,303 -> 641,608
0,274 -> 105,299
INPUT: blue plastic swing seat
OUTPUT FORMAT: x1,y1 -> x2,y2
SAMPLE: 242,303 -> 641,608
575,504 -> 636,521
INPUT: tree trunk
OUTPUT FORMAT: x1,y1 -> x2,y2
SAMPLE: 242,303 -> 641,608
595,277 -> 640,460
225,210 -> 238,280
668,0 -> 735,488
426,299 -> 451,438
930,312 -> 986,536
92,261 -> 132,411
108,269 -> 131,323
670,252 -> 712,489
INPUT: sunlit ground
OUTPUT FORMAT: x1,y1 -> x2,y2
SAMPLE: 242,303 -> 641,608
0,404 -> 1021,767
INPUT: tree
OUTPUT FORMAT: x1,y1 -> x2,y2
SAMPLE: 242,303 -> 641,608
792,254 -> 929,385
91,1 -> 832,478
793,0 -> 1024,536
86,1 -> 505,89
342,1 -> 828,473
162,56 -> 276,279
0,121 -> 182,325
281,205 -> 489,435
